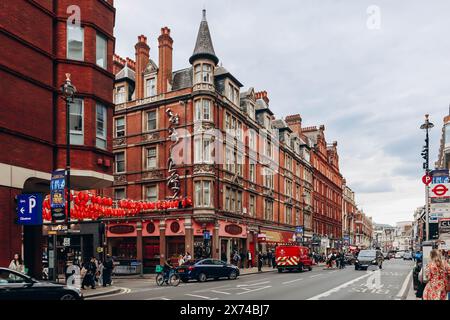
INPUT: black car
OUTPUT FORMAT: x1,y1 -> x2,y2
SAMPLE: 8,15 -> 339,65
354,250 -> 383,270
177,259 -> 239,282
0,267 -> 83,300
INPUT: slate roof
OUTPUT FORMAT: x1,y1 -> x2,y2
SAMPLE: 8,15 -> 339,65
189,10 -> 219,65
215,66 -> 243,87
172,67 -> 193,90
115,66 -> 135,82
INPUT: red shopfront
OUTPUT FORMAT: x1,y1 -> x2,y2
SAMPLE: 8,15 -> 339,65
258,228 -> 295,253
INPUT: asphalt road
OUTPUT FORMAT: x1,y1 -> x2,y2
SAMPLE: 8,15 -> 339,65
91,258 -> 414,300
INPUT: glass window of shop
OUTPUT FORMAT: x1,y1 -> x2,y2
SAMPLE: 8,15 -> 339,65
143,238 -> 160,272
167,237 -> 185,265
109,237 -> 136,260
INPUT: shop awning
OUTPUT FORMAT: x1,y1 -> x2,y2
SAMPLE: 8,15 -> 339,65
259,229 -> 294,243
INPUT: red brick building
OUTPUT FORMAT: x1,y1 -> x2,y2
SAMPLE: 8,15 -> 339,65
302,126 -> 343,252
0,0 -> 115,276
107,10 -> 319,272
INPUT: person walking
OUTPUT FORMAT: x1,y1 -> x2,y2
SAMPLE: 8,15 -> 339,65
247,250 -> 252,268
81,257 -> 97,290
8,253 -> 24,274
239,250 -> 246,269
267,250 -> 272,268
232,251 -> 241,266
272,250 -> 276,269
97,260 -> 104,287
257,252 -> 263,272
335,251 -> 341,269
422,249 -> 450,300
178,254 -> 185,267
183,252 -> 191,263
102,254 -> 114,287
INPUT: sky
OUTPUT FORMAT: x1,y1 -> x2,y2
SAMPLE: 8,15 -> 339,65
113,0 -> 450,225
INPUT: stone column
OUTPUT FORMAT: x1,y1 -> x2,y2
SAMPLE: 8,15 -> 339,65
184,217 -> 194,256
159,219 -> 166,265
212,221 -> 220,259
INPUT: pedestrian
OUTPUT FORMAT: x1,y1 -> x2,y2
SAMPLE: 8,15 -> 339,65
97,260 -> 104,287
421,249 -> 450,300
232,251 -> 240,266
81,257 -> 97,290
183,252 -> 191,263
239,250 -> 246,269
335,252 -> 340,269
102,254 -> 114,287
257,252 -> 263,272
178,254 -> 185,267
8,253 -> 25,274
247,250 -> 252,268
272,250 -> 276,269
267,250 -> 272,267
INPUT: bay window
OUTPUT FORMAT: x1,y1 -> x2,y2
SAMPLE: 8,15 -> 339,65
194,99 -> 211,121
194,63 -> 212,84
67,25 -> 84,61
96,32 -> 107,69
96,103 -> 107,149
194,135 -> 212,163
194,181 -> 212,207
69,98 -> 84,145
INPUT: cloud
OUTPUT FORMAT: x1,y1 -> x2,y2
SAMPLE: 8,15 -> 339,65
114,0 -> 450,224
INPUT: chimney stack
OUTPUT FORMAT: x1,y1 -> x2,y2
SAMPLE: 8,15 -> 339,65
113,54 -> 126,75
285,114 -> 302,134
134,35 -> 150,100
255,91 -> 270,105
157,27 -> 173,94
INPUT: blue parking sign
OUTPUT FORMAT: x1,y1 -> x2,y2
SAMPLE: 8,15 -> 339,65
17,194 -> 43,225
203,231 -> 211,240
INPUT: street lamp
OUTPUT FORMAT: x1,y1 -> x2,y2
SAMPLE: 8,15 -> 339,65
420,114 -> 434,241
60,73 -> 76,229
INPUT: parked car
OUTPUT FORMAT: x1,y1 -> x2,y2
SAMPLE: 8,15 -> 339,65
0,267 -> 83,300
354,250 -> 383,270
403,252 -> 413,260
275,245 -> 313,272
177,259 -> 239,283
395,251 -> 404,259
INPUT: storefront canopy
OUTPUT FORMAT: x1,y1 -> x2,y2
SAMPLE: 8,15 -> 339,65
259,229 -> 294,243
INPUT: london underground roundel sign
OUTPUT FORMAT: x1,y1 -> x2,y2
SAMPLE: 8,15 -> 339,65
431,184 -> 449,197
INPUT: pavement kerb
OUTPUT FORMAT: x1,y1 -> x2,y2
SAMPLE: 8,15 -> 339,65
83,287 -> 122,299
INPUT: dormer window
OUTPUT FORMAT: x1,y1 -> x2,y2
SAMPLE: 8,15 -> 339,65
247,103 -> 255,120
194,63 -> 213,84
228,83 -> 239,105
115,86 -> 126,104
146,78 -> 156,97
265,115 -> 271,129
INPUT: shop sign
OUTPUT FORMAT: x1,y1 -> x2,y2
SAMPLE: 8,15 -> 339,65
50,170 -> 66,222
439,218 -> 450,240
109,224 -> 135,234
96,247 -> 104,253
225,224 -> 243,235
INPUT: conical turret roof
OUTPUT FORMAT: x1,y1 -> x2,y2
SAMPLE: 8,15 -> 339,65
189,10 -> 219,65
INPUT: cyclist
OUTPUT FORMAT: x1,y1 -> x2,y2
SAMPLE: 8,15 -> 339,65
162,258 -> 174,283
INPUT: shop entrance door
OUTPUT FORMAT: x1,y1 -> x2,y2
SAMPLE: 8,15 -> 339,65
220,239 -> 231,263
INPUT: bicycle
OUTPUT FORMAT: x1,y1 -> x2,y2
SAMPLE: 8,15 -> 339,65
155,265 -> 180,287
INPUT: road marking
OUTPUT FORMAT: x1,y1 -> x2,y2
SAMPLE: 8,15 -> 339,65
237,281 -> 270,287
282,278 -> 304,284
185,294 -> 214,300
145,296 -> 171,300
310,274 -> 323,278
396,270 -> 412,299
86,287 -> 131,299
236,285 -> 272,295
307,272 -> 372,300
211,290 -> 231,295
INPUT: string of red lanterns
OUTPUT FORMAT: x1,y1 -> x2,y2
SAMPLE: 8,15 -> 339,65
42,191 -> 193,222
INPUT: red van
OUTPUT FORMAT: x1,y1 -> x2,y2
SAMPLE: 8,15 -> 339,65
275,245 -> 313,273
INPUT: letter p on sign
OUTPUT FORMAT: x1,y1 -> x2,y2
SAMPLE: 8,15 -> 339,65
422,174 -> 432,186
29,197 -> 36,214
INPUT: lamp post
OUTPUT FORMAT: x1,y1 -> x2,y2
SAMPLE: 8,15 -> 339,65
420,114 -> 434,241
60,73 -> 76,229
